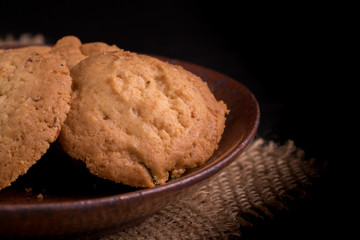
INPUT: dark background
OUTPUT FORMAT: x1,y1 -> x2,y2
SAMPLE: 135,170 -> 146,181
1,1 -> 339,239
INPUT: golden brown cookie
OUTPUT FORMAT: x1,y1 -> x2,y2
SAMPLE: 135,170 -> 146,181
59,51 -> 228,188
50,35 -> 122,69
0,46 -> 72,190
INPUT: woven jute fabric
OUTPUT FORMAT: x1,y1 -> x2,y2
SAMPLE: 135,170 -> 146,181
102,138 -> 322,240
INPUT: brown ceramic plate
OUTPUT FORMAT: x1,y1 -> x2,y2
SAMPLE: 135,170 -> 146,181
0,55 -> 260,239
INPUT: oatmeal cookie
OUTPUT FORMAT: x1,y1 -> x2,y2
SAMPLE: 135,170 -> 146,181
0,46 -> 72,190
59,51 -> 228,188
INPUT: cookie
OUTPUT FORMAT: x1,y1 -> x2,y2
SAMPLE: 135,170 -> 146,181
59,51 -> 228,188
50,35 -> 122,69
0,46 -> 72,190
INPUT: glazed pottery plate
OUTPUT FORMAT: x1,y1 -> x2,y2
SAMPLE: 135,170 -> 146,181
0,55 -> 260,238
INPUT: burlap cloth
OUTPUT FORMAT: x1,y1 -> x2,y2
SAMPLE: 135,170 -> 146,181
100,138 -> 322,240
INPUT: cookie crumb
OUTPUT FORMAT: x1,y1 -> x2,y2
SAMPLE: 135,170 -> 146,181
37,193 -> 44,200
25,187 -> 32,193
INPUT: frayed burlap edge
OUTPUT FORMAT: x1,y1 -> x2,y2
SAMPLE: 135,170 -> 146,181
102,138 -> 322,240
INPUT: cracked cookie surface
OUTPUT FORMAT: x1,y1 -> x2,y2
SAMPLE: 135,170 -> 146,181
0,46 -> 72,190
59,51 -> 228,188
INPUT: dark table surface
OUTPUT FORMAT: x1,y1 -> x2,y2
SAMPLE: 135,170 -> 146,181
1,1 -> 341,239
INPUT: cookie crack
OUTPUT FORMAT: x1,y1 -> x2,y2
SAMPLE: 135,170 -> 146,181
137,161 -> 159,186
106,148 -> 159,186
127,150 -> 159,185
153,69 -> 191,130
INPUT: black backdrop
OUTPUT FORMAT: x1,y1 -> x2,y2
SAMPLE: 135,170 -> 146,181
1,1 -> 337,239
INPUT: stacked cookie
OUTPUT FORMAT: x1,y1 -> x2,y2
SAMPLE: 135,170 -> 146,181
0,36 -> 228,189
